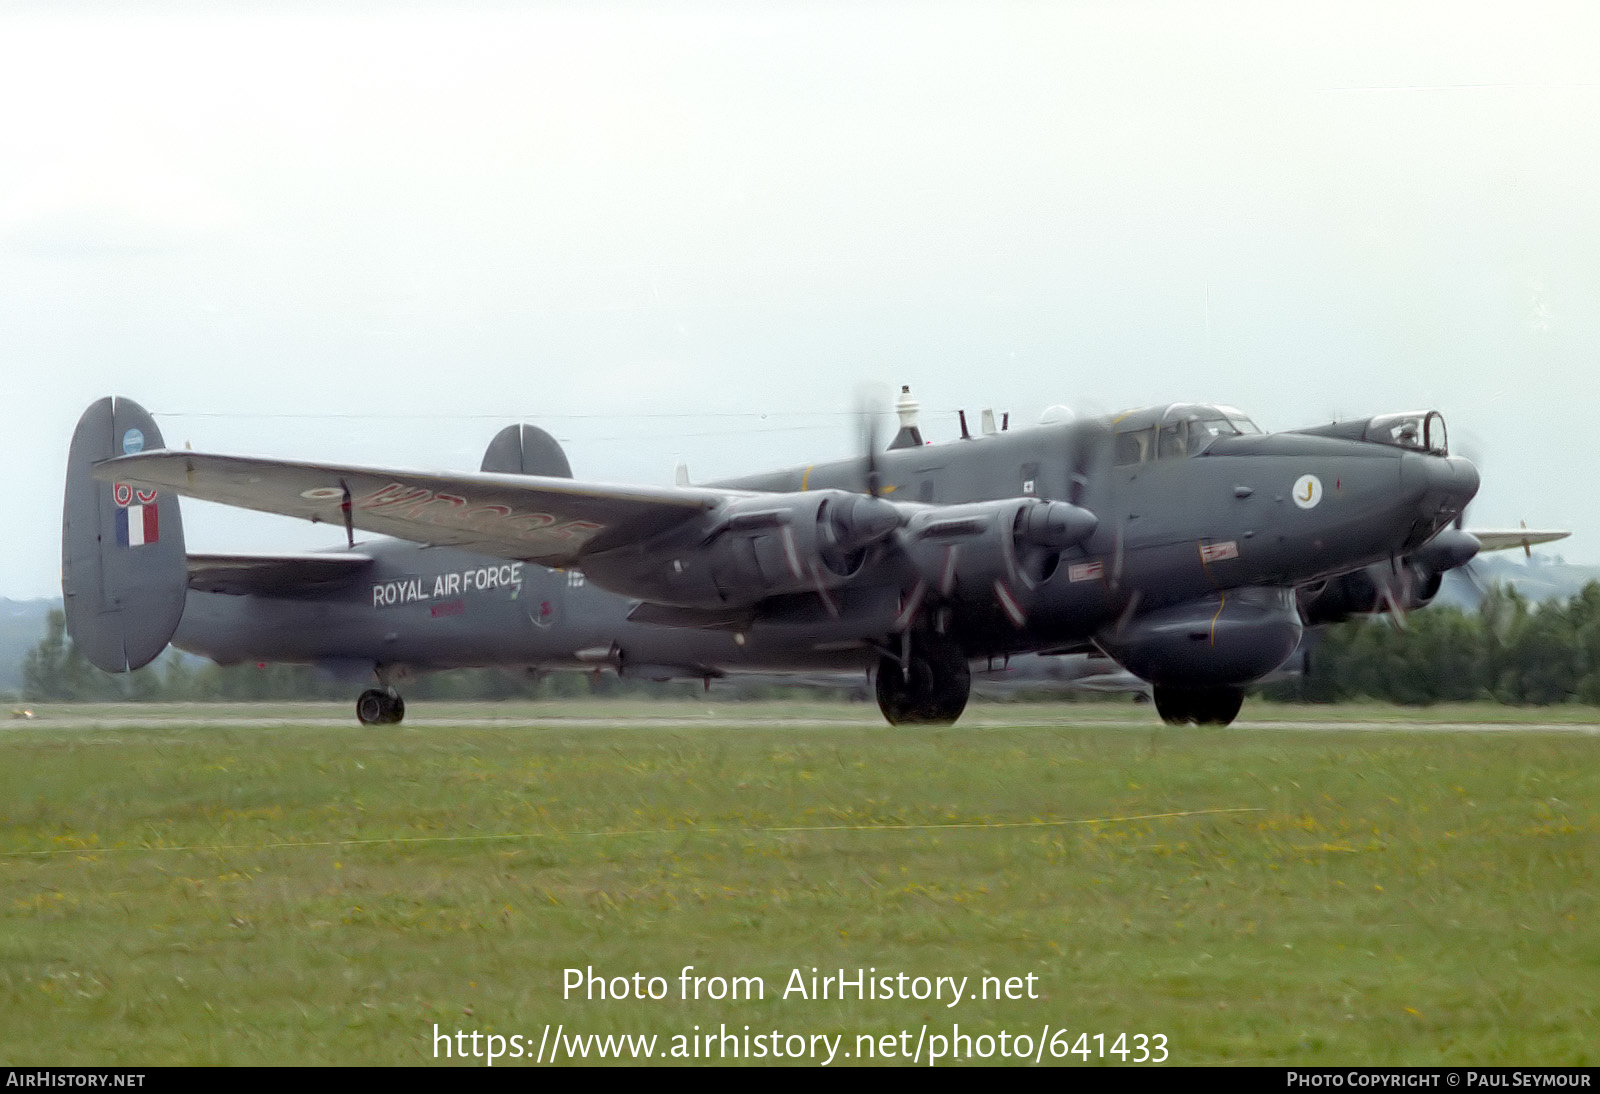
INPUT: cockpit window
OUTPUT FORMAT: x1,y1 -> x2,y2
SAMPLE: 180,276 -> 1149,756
1363,411 -> 1448,456
1157,420 -> 1191,459
1158,415 -> 1243,459
1111,404 -> 1262,465
1193,416 -> 1243,442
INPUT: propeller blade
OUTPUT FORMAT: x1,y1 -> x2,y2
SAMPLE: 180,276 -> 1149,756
1454,430 -> 1485,531
1377,584 -> 1407,629
1111,589 -> 1142,641
855,385 -> 888,498
993,579 -> 1027,627
808,561 -> 841,619
1378,557 -> 1410,630
1109,524 -> 1126,593
1067,419 -> 1112,509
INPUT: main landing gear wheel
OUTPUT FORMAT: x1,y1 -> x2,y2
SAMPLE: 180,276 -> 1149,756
1152,686 -> 1243,727
875,638 -> 972,726
356,688 -> 406,726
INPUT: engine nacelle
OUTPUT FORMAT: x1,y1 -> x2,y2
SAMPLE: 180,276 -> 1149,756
581,489 -> 901,609
1299,529 -> 1476,625
1097,586 -> 1303,688
900,498 -> 1098,616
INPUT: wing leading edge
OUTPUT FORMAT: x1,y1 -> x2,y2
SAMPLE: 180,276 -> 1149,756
97,451 -> 731,566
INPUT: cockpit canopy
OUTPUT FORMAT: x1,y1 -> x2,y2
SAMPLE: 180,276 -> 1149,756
1363,411 -> 1448,455
1111,403 -> 1262,466
1293,410 -> 1449,457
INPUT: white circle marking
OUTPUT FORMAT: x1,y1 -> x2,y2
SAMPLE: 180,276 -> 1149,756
1292,474 -> 1323,509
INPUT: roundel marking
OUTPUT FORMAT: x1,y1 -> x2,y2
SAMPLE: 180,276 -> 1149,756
122,428 -> 145,454
1292,474 -> 1323,509
300,486 -> 347,501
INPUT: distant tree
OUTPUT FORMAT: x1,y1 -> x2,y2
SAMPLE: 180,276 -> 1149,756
1503,602 -> 1584,705
159,652 -> 202,701
22,610 -> 124,700
20,610 -> 71,700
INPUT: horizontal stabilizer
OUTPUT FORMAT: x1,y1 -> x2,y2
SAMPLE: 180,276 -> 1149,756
1470,529 -> 1570,553
187,552 -> 374,596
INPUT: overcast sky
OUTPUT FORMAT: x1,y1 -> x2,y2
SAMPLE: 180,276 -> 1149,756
4,1 -> 1598,598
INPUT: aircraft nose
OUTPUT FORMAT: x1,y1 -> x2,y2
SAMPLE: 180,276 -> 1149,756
1437,454 -> 1480,512
1401,452 -> 1479,519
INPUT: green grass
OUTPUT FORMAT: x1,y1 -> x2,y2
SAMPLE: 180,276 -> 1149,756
14,695 -> 1600,724
1,707 -> 1595,1065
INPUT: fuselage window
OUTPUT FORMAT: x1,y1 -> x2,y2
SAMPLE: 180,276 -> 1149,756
1157,421 -> 1190,459
1158,416 -> 1241,460
1114,429 -> 1152,466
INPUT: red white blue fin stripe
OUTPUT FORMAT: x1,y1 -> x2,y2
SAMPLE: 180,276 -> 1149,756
116,503 -> 160,547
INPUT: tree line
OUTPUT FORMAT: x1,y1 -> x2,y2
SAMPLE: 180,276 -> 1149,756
1269,583 -> 1600,705
15,585 -> 1600,706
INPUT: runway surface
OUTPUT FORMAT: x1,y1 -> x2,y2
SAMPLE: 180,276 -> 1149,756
7,709 -> 1599,733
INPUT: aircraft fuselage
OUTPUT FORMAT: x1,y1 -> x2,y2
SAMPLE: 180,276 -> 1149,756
172,412 -> 1476,684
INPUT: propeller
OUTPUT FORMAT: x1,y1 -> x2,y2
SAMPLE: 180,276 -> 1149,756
1456,555 -> 1491,602
1452,431 -> 1491,593
793,385 -> 899,617
1063,417 -> 1122,591
856,386 -> 1115,634
1066,418 -> 1112,509
1376,556 -> 1412,629
1379,524 -> 1481,626
855,384 -> 890,499
992,415 -> 1109,624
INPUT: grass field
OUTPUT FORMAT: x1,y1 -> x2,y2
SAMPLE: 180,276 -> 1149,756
1,701 -> 1595,1066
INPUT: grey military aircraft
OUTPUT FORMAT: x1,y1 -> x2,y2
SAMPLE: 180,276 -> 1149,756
64,392 -> 1548,728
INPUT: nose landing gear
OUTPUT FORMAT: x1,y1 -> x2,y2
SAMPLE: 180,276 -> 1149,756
1152,685 -> 1243,727
356,688 -> 406,726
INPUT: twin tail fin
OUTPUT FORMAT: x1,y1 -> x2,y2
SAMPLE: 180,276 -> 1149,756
62,396 -> 187,671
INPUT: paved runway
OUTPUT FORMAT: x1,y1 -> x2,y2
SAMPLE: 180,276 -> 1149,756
7,709 -> 1598,733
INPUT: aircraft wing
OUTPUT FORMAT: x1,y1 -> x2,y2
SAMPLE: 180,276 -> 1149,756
97,451 -> 730,566
1471,529 -> 1570,553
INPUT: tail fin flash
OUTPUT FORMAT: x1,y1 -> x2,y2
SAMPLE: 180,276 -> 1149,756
62,397 -> 188,671
479,423 -> 572,478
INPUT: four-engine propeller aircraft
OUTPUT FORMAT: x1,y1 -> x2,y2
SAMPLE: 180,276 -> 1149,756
64,393 -> 1552,727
